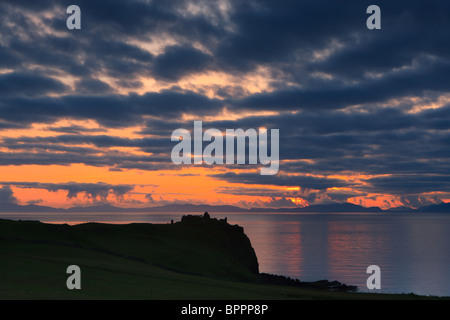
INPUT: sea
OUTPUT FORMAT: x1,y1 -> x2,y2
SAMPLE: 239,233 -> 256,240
1,211 -> 450,297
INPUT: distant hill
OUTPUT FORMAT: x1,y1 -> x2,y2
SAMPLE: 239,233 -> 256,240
270,203 -> 383,213
385,206 -> 415,212
65,203 -> 249,213
1,201 -> 449,213
0,203 -> 249,213
65,204 -> 126,212
0,203 -> 60,213
416,202 -> 450,213
140,204 -> 249,213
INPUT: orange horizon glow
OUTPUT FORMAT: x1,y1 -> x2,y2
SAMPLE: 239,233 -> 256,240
1,160 -> 440,210
0,104 -> 447,211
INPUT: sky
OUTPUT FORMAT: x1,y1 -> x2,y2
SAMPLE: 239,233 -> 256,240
0,0 -> 450,210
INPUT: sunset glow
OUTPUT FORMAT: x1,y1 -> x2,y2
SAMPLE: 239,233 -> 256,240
1,0 -> 449,212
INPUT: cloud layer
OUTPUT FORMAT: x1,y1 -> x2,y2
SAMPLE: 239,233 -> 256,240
1,0 -> 450,208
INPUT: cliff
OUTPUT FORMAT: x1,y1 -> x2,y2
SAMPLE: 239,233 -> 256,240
0,216 -> 440,299
0,214 -> 259,284
178,212 -> 259,275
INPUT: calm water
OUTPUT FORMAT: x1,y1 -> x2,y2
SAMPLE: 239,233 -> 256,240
2,211 -> 450,297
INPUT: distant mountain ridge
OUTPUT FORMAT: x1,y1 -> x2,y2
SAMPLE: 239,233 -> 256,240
65,203 -> 250,213
1,202 -> 449,213
249,202 -> 384,213
416,202 -> 450,213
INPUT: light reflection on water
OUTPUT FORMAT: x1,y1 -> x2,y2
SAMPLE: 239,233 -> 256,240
1,211 -> 449,297
229,212 -> 450,297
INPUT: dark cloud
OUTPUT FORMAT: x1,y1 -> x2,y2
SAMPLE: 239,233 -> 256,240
48,125 -> 104,134
0,186 -> 17,205
201,106 -> 450,177
364,175 -> 450,194
26,199 -> 44,205
0,146 -> 173,171
1,182 -> 135,200
215,1 -> 363,71
0,91 -> 223,127
211,172 -> 352,190
1,0 -> 450,206
3,134 -> 171,151
0,72 -> 68,97
263,197 -> 300,208
230,58 -> 450,112
1,0 -> 449,88
145,193 -> 154,203
75,78 -> 112,94
0,0 -> 55,11
395,194 -> 444,209
216,186 -> 300,198
115,79 -> 143,89
217,185 -> 363,207
219,0 -> 450,80
0,45 -> 21,68
152,45 -> 213,81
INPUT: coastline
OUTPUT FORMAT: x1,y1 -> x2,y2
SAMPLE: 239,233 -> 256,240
0,215 -> 448,300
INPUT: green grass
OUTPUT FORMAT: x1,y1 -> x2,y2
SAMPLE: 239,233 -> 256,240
0,218 -> 447,300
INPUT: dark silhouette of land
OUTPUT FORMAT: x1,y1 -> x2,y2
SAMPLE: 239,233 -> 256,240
1,213 -> 447,299
1,202 -> 450,213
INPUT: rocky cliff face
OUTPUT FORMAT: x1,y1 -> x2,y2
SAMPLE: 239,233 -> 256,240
179,213 -> 259,276
0,214 -> 260,282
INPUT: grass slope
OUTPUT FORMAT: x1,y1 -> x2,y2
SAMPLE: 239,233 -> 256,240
0,217 -> 446,300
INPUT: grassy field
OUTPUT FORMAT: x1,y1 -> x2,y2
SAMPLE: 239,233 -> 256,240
0,217 -> 446,300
